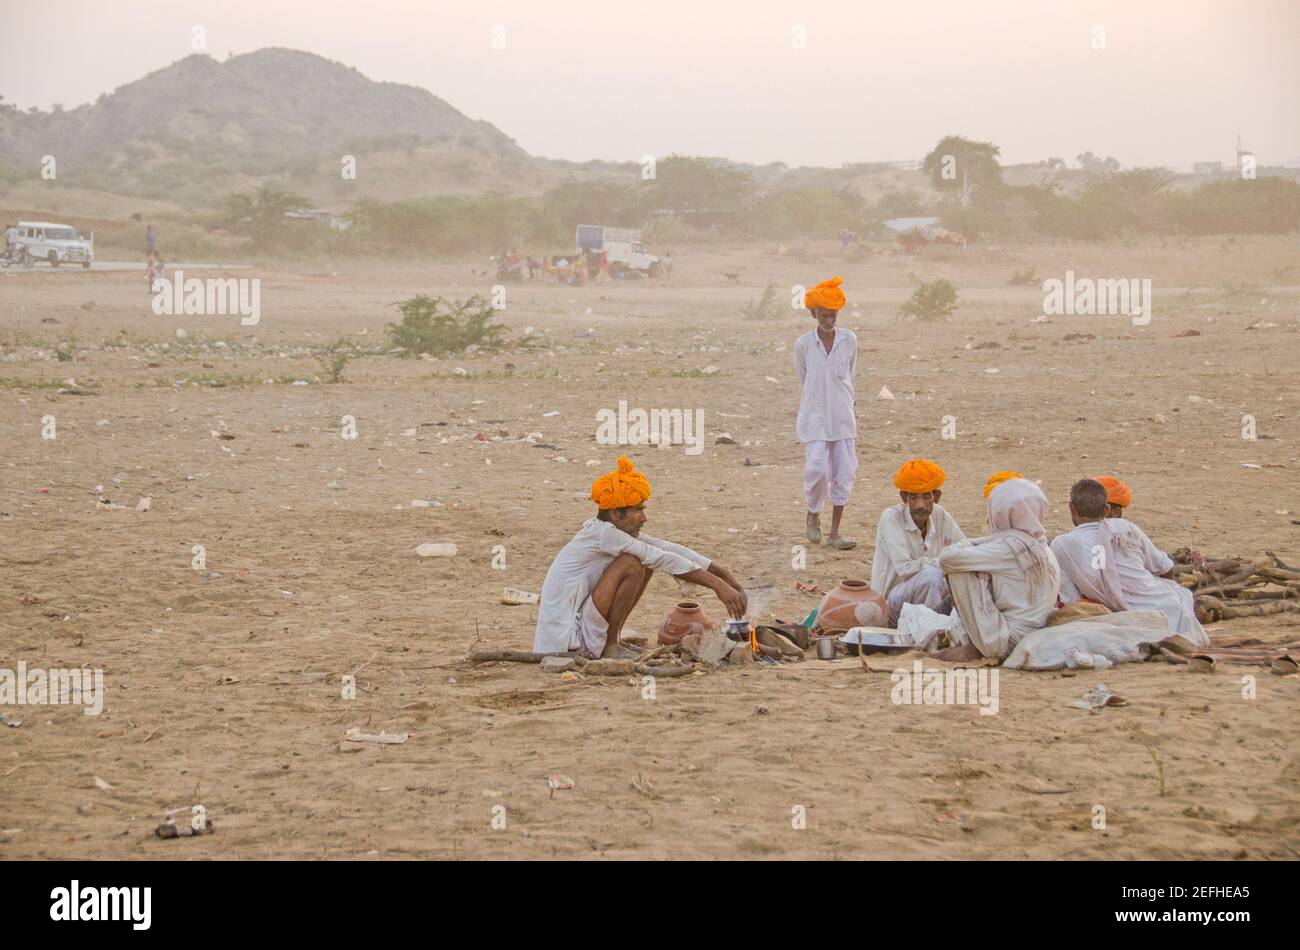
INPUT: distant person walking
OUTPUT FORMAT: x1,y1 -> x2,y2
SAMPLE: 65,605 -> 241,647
664,251 -> 673,279
145,225 -> 156,259
4,223 -> 17,257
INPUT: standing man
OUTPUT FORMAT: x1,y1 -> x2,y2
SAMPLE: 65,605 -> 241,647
145,224 -> 156,260
871,459 -> 966,624
795,275 -> 858,549
4,223 -> 18,257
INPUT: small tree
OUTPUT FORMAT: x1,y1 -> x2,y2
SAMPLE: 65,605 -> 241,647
385,294 -> 505,356
898,276 -> 958,321
740,281 -> 784,320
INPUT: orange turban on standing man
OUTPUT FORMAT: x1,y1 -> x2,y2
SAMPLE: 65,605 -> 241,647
591,456 -> 652,510
804,276 -> 846,311
894,459 -> 946,493
1093,475 -> 1132,508
983,470 -> 1023,498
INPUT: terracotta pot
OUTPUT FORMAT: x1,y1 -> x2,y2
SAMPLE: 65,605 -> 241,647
658,601 -> 716,646
815,579 -> 887,633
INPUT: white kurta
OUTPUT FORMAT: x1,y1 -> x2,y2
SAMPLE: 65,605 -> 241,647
533,519 -> 710,653
870,503 -> 966,595
1050,520 -> 1206,644
939,535 -> 1061,660
794,328 -> 857,443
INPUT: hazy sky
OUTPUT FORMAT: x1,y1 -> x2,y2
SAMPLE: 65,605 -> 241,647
4,0 -> 1298,169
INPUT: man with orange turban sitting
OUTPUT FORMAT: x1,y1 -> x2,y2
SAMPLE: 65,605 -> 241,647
533,456 -> 748,659
1094,475 -> 1132,519
870,459 -> 966,625
795,275 -> 859,549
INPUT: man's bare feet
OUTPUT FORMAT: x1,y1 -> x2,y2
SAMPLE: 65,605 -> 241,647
932,642 -> 986,663
599,642 -> 642,660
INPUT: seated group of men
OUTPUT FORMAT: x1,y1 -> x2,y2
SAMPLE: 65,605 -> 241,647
871,460 -> 1206,660
532,456 -> 1205,662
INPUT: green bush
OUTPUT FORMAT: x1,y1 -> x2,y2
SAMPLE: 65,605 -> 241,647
898,276 -> 958,321
1007,265 -> 1038,286
385,294 -> 505,356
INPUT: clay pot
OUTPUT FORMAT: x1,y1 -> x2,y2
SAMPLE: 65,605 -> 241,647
658,601 -> 716,646
815,580 -> 887,633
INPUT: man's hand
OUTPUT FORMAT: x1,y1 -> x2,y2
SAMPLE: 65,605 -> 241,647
707,562 -> 748,614
713,581 -> 746,619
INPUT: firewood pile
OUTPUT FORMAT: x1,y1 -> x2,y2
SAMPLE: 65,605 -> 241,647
1170,549 -> 1300,622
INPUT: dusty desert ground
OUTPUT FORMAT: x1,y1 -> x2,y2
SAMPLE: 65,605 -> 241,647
1,238 -> 1298,859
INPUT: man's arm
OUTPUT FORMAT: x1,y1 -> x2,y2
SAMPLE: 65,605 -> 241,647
939,537 -> 1010,575
877,511 -> 933,584
1130,523 -> 1174,578
794,336 -> 808,386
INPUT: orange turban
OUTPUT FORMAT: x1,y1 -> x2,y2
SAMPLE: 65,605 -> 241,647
983,470 -> 1023,498
1094,475 -> 1132,508
895,459 -> 946,493
804,276 -> 846,311
591,456 -> 652,510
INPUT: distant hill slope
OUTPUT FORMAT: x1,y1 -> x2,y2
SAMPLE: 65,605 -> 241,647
0,48 -> 532,205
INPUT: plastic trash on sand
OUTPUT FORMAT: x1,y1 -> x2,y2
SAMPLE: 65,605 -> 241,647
415,543 -> 457,557
500,588 -> 540,605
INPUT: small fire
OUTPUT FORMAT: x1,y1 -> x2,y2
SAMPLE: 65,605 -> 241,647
749,625 -> 759,655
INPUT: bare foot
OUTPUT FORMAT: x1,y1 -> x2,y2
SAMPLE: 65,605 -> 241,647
932,642 -> 985,663
600,642 -> 641,660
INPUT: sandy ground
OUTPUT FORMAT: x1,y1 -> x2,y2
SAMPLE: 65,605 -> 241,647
1,238 -> 1298,859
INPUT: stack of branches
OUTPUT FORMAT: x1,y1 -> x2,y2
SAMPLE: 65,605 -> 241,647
1169,549 -> 1300,622
470,644 -> 698,678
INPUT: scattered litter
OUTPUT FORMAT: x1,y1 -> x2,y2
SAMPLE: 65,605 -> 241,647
96,419 -> 110,427
1240,463 -> 1262,470
410,499 -> 442,508
175,328 -> 187,339
542,410 -> 560,417
1069,684 -> 1129,711
984,367 -> 1001,374
500,588 -> 540,605
93,776 -> 115,790
547,773 -> 576,797
344,727 -> 409,745
764,376 -> 779,383
135,497 -> 151,512
0,712 -> 19,728
877,386 -> 895,400
795,580 -> 820,594
415,543 -> 457,557
715,433 -> 737,445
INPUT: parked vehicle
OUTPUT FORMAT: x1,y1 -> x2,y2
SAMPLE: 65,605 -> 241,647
16,221 -> 94,268
574,225 -> 662,278
1,242 -> 34,269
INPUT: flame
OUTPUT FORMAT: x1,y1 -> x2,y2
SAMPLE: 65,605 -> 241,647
749,625 -> 759,655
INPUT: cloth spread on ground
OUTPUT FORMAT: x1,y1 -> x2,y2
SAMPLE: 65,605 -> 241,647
1003,609 -> 1200,670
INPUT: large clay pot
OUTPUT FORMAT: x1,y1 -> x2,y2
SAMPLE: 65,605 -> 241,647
658,601 -> 716,646
815,579 -> 888,633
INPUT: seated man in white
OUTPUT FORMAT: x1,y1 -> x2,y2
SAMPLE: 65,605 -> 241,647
870,458 -> 965,626
533,456 -> 747,659
1050,478 -> 1208,647
937,475 -> 1061,661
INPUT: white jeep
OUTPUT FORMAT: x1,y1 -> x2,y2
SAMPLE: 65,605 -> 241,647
17,221 -> 94,268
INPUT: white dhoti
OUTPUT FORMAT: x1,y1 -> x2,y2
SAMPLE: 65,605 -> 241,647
803,438 -> 857,513
886,564 -> 950,625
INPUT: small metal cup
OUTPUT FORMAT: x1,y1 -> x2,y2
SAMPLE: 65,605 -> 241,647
816,638 -> 837,660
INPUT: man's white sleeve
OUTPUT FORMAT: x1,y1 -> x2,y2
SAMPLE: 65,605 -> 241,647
596,523 -> 699,576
